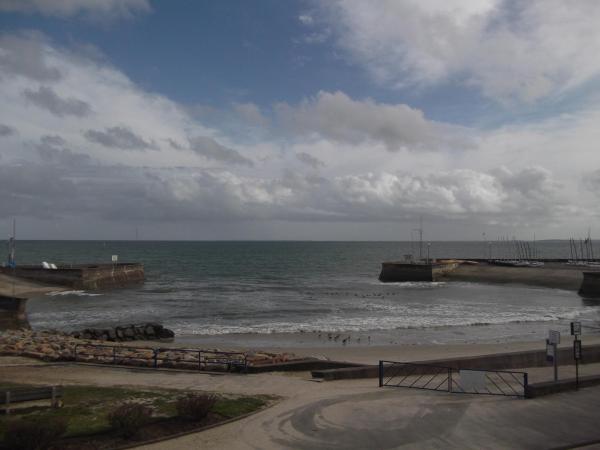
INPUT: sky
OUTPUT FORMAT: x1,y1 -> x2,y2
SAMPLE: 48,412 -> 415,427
1,0 -> 600,240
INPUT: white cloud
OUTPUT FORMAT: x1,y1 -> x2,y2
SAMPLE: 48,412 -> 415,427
320,0 -> 600,103
0,32 -> 598,238
0,0 -> 151,19
232,102 -> 268,127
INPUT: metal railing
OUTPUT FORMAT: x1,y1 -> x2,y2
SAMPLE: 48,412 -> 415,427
379,361 -> 528,398
74,343 -> 248,373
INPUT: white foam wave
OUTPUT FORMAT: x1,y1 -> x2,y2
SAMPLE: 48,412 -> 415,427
46,290 -> 103,297
172,306 -> 599,336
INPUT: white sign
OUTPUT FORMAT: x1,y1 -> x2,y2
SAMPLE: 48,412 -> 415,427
459,370 -> 487,392
548,330 -> 560,345
111,255 -> 118,263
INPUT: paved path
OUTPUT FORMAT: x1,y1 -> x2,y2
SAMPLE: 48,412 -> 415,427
138,383 -> 600,450
2,360 -> 600,449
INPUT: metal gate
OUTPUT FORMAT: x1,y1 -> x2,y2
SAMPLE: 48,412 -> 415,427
379,361 -> 528,398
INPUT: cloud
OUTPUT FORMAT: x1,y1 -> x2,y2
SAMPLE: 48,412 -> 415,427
319,0 -> 600,103
0,0 -> 151,19
233,102 -> 268,127
34,134 -> 92,167
298,14 -> 314,25
296,152 -> 324,169
0,32 -> 597,238
23,85 -> 91,117
84,126 -> 157,151
189,136 -> 254,167
0,123 -> 16,136
0,33 -> 62,82
275,91 -> 468,151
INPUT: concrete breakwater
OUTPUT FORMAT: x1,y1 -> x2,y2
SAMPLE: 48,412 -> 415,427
0,295 -> 29,330
0,263 -> 144,290
68,323 -> 175,342
580,272 -> 600,297
379,261 -> 459,282
380,260 -> 600,296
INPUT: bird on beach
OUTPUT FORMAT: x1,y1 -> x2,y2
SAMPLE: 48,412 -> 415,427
328,333 -> 332,340
342,338 -> 348,345
334,334 -> 340,341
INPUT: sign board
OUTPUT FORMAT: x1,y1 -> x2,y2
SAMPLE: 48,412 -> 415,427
548,330 -> 561,345
111,255 -> 118,263
574,339 -> 582,360
571,321 -> 582,336
546,340 -> 555,362
459,370 -> 487,392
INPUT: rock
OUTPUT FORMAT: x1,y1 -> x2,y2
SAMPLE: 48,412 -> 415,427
158,328 -> 175,339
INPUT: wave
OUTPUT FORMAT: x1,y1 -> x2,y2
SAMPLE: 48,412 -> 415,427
46,290 -> 103,297
170,306 -> 599,336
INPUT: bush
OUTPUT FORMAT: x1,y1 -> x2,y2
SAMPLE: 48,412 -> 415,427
176,393 -> 217,421
3,416 -> 67,450
107,402 -> 152,438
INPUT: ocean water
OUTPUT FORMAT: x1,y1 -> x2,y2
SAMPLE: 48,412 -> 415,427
16,240 -> 600,346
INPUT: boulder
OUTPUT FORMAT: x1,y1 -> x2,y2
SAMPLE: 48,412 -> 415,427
159,328 -> 175,339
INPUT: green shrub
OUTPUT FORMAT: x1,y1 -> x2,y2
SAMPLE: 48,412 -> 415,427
176,393 -> 217,421
107,402 -> 152,438
3,416 -> 67,450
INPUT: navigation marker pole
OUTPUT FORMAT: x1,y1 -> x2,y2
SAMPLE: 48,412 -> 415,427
571,321 -> 582,390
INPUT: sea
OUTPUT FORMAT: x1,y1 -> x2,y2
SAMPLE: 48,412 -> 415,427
16,240 -> 600,347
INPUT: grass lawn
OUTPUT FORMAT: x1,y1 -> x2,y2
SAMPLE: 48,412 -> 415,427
0,383 -> 271,445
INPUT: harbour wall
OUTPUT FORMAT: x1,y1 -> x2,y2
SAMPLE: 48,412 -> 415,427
0,263 -> 144,290
379,262 -> 458,282
0,295 -> 29,330
579,272 -> 600,297
380,260 -> 600,295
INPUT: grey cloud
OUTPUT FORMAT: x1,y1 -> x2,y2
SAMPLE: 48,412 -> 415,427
296,152 -> 324,169
36,134 -> 91,167
276,91 -> 469,152
0,156 -> 566,232
84,126 -> 157,151
0,0 -> 151,19
0,34 -> 62,82
189,137 -> 254,167
40,134 -> 66,147
23,86 -> 91,117
166,138 -> 185,150
0,124 -> 16,137
0,164 -> 76,219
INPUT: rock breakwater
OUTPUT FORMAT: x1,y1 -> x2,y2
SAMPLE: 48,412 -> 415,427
69,323 -> 175,342
0,329 -> 297,371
